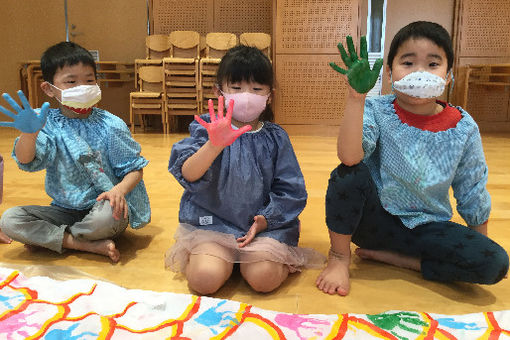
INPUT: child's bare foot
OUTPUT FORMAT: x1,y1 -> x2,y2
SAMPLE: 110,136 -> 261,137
0,230 -> 12,244
355,248 -> 420,271
63,233 -> 120,263
316,254 -> 350,296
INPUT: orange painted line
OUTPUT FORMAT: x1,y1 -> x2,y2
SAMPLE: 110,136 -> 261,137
486,312 -> 503,340
324,314 -> 348,340
0,271 -> 20,289
240,312 -> 287,339
220,305 -> 253,339
421,313 -> 456,340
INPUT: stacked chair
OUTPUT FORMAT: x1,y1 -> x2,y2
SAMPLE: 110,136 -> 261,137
199,33 -> 238,112
130,32 -> 271,133
164,31 -> 201,133
134,35 -> 171,90
129,65 -> 166,133
239,32 -> 271,60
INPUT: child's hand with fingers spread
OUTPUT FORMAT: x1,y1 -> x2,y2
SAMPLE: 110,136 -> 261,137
237,215 -> 268,248
330,36 -> 383,94
0,90 -> 49,133
195,96 -> 252,147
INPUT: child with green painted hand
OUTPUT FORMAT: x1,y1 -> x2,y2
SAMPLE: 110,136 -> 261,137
317,22 -> 508,296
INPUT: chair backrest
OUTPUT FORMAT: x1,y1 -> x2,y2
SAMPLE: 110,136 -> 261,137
239,33 -> 271,58
205,33 -> 238,58
137,66 -> 164,92
146,34 -> 171,59
168,31 -> 200,58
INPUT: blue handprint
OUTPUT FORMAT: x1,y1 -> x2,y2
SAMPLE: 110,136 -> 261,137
0,90 -> 49,133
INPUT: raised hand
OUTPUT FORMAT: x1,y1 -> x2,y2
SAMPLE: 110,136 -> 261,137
0,91 -> 49,133
237,215 -> 268,248
194,96 -> 252,147
330,36 -> 383,94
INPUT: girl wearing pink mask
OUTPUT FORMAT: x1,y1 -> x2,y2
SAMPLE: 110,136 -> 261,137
167,46 -> 324,295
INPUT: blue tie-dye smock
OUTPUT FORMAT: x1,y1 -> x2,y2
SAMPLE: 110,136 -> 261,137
168,115 -> 307,247
362,95 -> 490,228
11,108 -> 151,229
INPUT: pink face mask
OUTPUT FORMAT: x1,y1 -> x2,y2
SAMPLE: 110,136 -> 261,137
221,91 -> 270,123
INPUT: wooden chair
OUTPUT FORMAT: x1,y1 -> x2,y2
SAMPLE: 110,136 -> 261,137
164,31 -> 201,132
130,65 -> 166,134
146,34 -> 171,59
239,32 -> 271,59
134,34 -> 170,90
204,33 -> 238,59
198,33 -> 238,112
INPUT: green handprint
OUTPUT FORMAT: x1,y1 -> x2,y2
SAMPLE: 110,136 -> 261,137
368,311 -> 428,338
330,36 -> 383,94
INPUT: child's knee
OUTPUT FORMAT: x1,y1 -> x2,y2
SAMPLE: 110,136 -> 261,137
0,207 -> 26,237
94,201 -> 128,232
241,261 -> 288,293
186,261 -> 230,295
73,202 -> 127,240
484,246 -> 509,284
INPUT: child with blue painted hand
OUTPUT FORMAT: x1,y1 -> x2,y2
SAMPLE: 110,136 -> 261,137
316,21 -> 508,296
166,46 -> 324,295
0,42 -> 150,262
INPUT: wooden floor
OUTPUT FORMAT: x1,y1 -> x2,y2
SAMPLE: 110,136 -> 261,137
0,125 -> 509,316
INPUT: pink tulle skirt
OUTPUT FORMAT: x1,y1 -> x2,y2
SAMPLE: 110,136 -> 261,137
165,223 -> 326,273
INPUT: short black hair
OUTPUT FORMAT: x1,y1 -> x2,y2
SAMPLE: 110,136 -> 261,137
387,21 -> 454,71
216,45 -> 274,121
41,41 -> 97,83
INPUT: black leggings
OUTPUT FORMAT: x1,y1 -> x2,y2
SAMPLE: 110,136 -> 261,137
325,163 -> 509,284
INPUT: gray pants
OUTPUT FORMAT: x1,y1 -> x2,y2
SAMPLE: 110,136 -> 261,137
0,200 -> 128,253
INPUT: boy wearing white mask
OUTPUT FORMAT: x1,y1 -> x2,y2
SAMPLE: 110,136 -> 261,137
0,42 -> 150,262
316,21 -> 508,295
166,46 -> 324,295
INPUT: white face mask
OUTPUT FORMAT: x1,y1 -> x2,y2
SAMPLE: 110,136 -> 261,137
392,71 -> 447,99
50,83 -> 101,114
221,91 -> 269,123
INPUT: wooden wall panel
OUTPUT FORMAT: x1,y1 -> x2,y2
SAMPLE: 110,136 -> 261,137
466,85 -> 509,122
452,0 -> 510,130
457,0 -> 510,58
276,0 -> 358,54
274,0 -> 359,125
275,55 -> 348,124
152,0 -> 271,35
214,0 -> 272,35
152,0 -> 214,35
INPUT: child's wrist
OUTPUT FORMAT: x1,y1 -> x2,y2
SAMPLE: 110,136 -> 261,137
347,87 -> 368,100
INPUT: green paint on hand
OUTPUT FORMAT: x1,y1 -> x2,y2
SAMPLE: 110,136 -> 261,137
329,36 -> 383,94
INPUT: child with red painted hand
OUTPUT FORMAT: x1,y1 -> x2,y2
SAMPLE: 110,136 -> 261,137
166,46 -> 324,295
317,21 -> 508,296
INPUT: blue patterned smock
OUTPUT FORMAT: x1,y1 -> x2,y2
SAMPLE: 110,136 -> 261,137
11,108 -> 151,229
362,95 -> 490,228
169,115 -> 307,247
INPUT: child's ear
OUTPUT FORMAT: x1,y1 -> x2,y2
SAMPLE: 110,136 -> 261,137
445,70 -> 453,85
385,65 -> 392,80
267,88 -> 275,104
213,85 -> 221,97
40,81 -> 56,98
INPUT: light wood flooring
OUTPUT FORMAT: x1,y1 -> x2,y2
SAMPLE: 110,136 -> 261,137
0,126 -> 509,315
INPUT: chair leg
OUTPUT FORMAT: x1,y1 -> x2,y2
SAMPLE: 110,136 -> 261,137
140,114 -> 145,132
130,104 -> 135,134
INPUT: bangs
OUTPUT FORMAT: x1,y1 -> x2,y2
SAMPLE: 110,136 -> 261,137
225,58 -> 273,86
